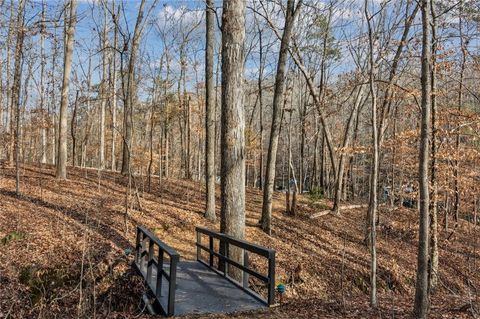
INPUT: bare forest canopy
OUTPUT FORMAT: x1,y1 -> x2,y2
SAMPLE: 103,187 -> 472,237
0,0 -> 479,318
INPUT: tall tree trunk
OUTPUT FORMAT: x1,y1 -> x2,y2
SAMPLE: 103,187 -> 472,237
121,0 -> 149,175
148,95 -> 155,192
414,0 -> 431,317
350,96 -> 363,201
310,115 -> 319,190
220,0 -> 246,281
83,56 -> 92,168
111,2 -> 119,171
365,0 -> 377,307
40,0 -> 47,164
99,2 -> 108,170
71,90 -> 79,167
12,0 -> 26,194
185,80 -> 191,179
428,0 -> 439,291
454,1 -> 465,223
333,87 -> 365,214
261,0 -> 301,234
162,55 -> 171,179
50,20 -> 59,166
299,84 -> 306,194
257,21 -> 265,190
391,115 -> 397,207
5,0 -> 14,136
204,0 -> 216,222
56,0 -> 77,179
320,131 -> 325,191
20,61 -> 32,165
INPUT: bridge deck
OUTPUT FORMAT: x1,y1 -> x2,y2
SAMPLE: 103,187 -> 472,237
141,260 -> 264,316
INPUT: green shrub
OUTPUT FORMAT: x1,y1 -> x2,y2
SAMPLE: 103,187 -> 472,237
19,265 -> 73,305
1,231 -> 27,245
308,187 -> 324,203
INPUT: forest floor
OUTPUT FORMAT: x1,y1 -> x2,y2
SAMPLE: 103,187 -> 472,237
0,165 -> 479,319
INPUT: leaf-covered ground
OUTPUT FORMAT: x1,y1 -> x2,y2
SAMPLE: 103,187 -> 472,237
0,165 -> 478,318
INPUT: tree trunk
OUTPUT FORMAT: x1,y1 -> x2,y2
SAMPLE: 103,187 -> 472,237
204,0 -> 216,222
220,0 -> 246,281
71,91 -> 79,167
162,56 -> 170,179
50,19 -> 59,166
299,86 -> 306,194
310,115 -> 319,190
56,0 -> 77,179
333,87 -> 365,214
454,2 -> 465,223
40,0 -> 47,164
428,0 -> 438,291
21,62 -> 32,165
111,2 -> 119,171
414,1 -> 431,317
364,0 -> 377,307
121,0 -> 148,175
391,116 -> 397,207
257,22 -> 265,190
99,2 -> 108,170
12,0 -> 26,194
148,100 -> 154,192
5,0 -> 14,141
261,0 -> 300,234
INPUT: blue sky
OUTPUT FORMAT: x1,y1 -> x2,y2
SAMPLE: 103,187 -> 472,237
2,0 -> 471,110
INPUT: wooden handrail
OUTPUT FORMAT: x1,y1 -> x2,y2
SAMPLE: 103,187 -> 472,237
137,225 -> 179,257
195,227 -> 276,306
196,226 -> 275,258
134,226 -> 179,316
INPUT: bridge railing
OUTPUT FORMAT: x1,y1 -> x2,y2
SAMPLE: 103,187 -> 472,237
195,227 -> 276,306
134,225 -> 179,316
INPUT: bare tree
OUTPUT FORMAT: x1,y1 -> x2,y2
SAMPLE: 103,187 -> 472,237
414,0 -> 431,317
220,0 -> 246,279
260,0 -> 302,235
453,1 -> 466,223
204,0 -> 216,222
56,0 -> 78,179
364,0 -> 378,307
120,0 -> 157,175
5,0 -> 14,151
99,0 -> 109,170
12,0 -> 26,194
110,1 -> 119,171
429,0 -> 438,291
40,0 -> 47,164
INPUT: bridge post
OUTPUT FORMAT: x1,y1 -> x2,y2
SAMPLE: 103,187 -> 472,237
219,239 -> 226,272
147,239 -> 154,282
135,227 -> 143,265
267,251 -> 276,305
224,242 -> 230,276
196,231 -> 201,261
156,250 -> 164,297
209,236 -> 214,267
140,234 -> 147,273
167,254 -> 179,316
243,251 -> 249,288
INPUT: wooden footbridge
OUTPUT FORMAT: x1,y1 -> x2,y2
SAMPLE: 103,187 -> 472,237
133,226 -> 277,316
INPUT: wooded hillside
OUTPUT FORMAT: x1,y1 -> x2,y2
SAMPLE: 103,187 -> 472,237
0,165 -> 478,318
0,0 -> 479,318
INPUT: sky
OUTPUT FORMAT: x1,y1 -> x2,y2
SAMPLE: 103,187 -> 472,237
1,0 -> 473,110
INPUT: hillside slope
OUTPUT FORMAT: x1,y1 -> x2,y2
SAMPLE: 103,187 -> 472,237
0,165 -> 478,318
